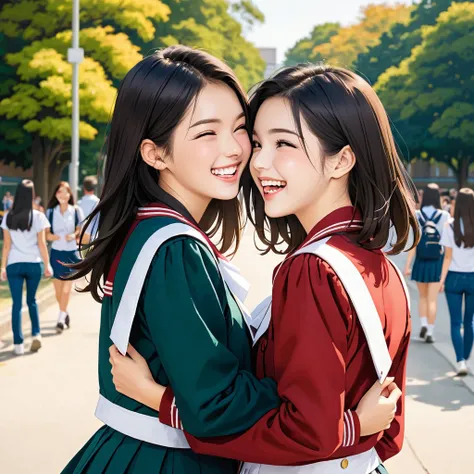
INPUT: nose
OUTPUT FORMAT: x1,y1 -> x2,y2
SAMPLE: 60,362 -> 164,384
224,134 -> 244,159
252,149 -> 271,171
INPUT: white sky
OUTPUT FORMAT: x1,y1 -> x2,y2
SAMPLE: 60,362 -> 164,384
245,0 -> 415,63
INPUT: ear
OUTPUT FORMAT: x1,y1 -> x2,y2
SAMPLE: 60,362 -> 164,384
140,139 -> 167,171
330,145 -> 356,179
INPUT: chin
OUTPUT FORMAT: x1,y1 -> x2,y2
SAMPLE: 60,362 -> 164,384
210,186 -> 240,201
264,202 -> 293,219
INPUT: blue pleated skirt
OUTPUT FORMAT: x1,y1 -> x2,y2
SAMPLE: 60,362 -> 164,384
50,249 -> 80,280
411,256 -> 444,283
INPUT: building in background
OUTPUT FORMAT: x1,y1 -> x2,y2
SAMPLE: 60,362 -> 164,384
258,47 -> 278,78
408,160 -> 474,190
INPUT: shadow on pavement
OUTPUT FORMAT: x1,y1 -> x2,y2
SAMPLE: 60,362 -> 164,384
406,338 -> 474,412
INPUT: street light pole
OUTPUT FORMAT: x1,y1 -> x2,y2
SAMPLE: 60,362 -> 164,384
68,0 -> 84,201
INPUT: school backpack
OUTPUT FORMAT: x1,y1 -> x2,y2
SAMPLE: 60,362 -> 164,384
47,206 -> 80,235
416,210 -> 443,260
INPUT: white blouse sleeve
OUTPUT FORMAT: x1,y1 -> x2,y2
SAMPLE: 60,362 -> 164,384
35,211 -> 51,233
439,221 -> 454,248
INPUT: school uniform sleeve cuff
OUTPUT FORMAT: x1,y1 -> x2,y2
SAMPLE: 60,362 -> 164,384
342,410 -> 360,447
158,386 -> 183,429
158,386 -> 174,426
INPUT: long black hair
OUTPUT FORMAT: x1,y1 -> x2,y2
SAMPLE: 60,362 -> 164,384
453,188 -> 474,248
72,46 -> 250,302
243,63 -> 420,255
6,180 -> 34,231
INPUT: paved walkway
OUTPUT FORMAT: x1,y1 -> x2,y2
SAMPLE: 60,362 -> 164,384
0,237 -> 472,473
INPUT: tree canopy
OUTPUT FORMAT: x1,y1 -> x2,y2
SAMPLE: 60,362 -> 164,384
376,2 -> 474,187
356,0 -> 458,85
0,0 -> 266,197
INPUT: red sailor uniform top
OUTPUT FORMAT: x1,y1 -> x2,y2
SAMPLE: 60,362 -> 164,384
158,206 -> 411,465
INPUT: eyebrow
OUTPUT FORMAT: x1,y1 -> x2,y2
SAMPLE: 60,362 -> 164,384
268,128 -> 301,137
190,112 -> 246,129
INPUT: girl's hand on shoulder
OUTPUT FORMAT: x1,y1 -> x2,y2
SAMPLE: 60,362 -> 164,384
1,268 -> 6,281
109,344 -> 166,412
356,377 -> 401,436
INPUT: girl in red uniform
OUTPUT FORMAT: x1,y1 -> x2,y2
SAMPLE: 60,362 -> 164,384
110,64 -> 418,473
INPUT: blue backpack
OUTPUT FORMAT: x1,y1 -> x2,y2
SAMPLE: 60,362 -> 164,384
416,210 -> 443,260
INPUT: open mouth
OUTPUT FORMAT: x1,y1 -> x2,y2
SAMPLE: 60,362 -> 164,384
260,179 -> 287,196
211,165 -> 239,181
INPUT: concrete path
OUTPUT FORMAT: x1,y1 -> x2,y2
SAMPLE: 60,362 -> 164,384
0,233 -> 471,473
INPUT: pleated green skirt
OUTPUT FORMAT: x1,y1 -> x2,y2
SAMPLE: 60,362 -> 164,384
62,426 -> 239,474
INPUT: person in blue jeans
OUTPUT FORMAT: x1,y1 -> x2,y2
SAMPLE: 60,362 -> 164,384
440,188 -> 474,376
1,180 -> 53,355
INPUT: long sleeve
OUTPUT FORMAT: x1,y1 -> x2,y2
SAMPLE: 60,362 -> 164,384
162,255 -> 352,465
144,237 -> 280,438
375,331 -> 410,461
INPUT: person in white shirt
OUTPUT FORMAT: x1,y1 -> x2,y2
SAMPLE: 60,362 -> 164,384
78,176 -> 100,220
1,180 -> 53,355
404,183 -> 450,343
45,181 -> 84,334
439,188 -> 474,376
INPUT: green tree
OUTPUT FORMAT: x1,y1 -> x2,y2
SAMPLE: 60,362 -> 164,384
376,2 -> 474,188
284,23 -> 340,66
0,0 -> 169,199
155,0 -> 265,90
311,4 -> 413,68
0,32 -> 31,169
356,0 -> 459,86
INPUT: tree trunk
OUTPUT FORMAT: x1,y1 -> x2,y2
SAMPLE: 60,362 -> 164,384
32,135 -> 66,203
32,135 -> 48,202
48,155 -> 69,199
456,156 -> 470,189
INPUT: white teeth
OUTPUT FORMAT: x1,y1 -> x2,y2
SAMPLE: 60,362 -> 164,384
211,166 -> 237,176
264,189 -> 280,194
261,179 -> 286,187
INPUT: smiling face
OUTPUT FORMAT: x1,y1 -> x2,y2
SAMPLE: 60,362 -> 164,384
251,96 -> 355,232
141,81 -> 251,221
56,185 -> 71,205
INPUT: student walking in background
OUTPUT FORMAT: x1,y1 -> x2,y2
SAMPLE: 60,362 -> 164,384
439,188 -> 474,376
78,176 -> 99,219
46,182 -> 84,334
0,180 -> 52,355
404,183 -> 450,343
3,191 -> 13,211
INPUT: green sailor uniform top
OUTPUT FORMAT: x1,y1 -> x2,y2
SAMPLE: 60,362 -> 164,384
61,204 -> 281,474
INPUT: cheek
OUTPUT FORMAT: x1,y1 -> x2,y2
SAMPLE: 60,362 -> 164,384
274,152 -> 312,181
236,134 -> 252,164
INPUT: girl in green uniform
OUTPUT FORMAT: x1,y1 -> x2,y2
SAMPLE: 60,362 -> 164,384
63,47 -> 396,474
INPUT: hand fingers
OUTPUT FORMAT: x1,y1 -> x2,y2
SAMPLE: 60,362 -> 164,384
379,377 -> 395,391
127,344 -> 146,363
380,388 -> 390,398
109,344 -> 119,360
387,386 -> 402,404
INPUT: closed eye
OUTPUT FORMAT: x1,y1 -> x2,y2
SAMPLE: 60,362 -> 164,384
194,130 -> 216,139
234,124 -> 247,133
276,139 -> 297,149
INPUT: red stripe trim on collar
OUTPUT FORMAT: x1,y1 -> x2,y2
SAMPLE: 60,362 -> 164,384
103,204 -> 226,297
305,220 -> 364,247
137,205 -> 226,261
